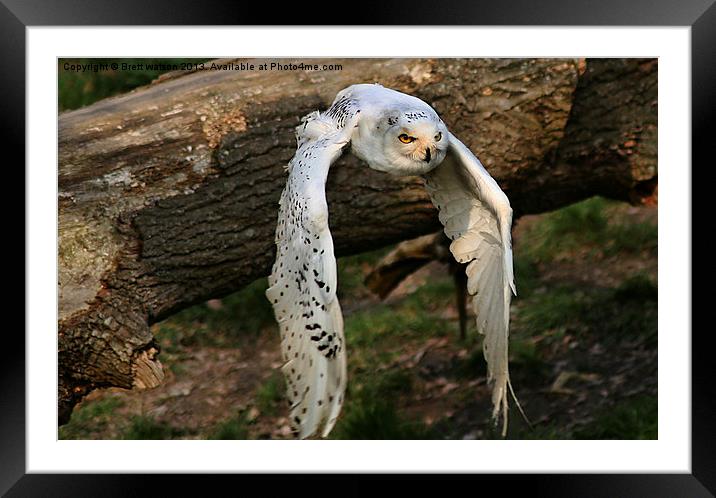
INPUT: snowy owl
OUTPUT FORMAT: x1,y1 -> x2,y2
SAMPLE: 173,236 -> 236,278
266,83 -> 517,439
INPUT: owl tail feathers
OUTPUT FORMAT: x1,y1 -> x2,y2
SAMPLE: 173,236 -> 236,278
490,374 -> 532,437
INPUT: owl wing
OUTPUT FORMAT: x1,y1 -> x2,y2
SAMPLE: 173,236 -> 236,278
266,107 -> 359,439
423,132 -> 517,436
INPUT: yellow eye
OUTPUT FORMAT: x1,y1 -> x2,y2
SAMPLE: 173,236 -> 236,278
399,134 -> 415,144
434,132 -> 442,141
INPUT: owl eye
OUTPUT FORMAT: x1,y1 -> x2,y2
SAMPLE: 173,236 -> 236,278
434,132 -> 442,141
399,134 -> 416,144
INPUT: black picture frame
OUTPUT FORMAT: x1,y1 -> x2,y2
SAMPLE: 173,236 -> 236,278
8,0 -> 711,495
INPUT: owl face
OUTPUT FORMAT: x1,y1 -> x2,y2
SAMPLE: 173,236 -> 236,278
350,107 -> 450,176
393,118 -> 448,168
364,113 -> 448,176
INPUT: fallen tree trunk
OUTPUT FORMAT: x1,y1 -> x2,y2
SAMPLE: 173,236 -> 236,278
58,57 -> 657,424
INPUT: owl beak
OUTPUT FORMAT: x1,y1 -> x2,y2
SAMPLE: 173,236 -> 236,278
423,148 -> 431,163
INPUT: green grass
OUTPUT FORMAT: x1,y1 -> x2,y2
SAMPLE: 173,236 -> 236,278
371,369 -> 414,396
574,395 -> 657,439
457,332 -> 549,385
606,221 -> 658,255
519,197 -> 609,262
331,395 -> 435,439
514,274 -> 657,343
154,277 -> 275,352
512,395 -> 657,440
344,273 -> 456,350
337,246 -> 395,296
613,273 -> 659,302
255,372 -> 286,416
600,274 -> 658,343
509,337 -> 551,380
518,196 -> 657,264
331,370 -> 435,440
122,415 -> 185,440
516,286 -> 588,337
346,304 -> 449,349
208,414 -> 251,440
508,197 -> 657,347
512,254 -> 541,300
58,397 -> 124,440
59,58 -> 210,111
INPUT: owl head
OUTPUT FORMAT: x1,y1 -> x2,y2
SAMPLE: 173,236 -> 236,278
383,111 -> 448,175
353,108 -> 449,176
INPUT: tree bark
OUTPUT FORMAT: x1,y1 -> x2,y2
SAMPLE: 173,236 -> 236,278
58,58 -> 657,424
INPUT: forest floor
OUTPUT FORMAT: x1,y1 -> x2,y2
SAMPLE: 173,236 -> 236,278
60,197 -> 658,440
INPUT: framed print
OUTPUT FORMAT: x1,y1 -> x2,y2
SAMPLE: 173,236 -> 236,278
10,0 -> 712,494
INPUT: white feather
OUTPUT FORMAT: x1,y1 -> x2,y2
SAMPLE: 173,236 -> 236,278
424,132 -> 517,436
266,109 -> 357,438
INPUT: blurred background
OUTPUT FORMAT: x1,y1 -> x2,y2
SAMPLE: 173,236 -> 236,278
58,60 -> 657,440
